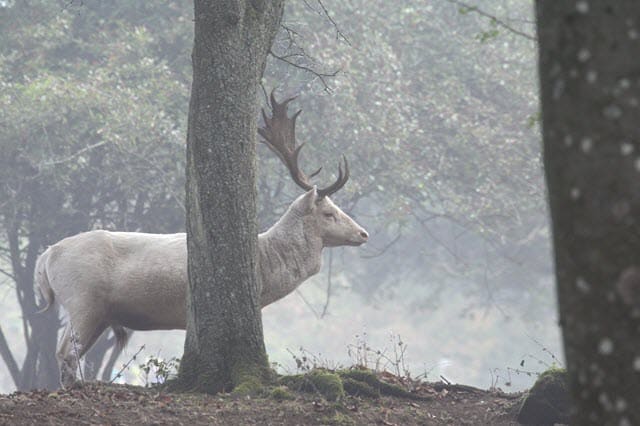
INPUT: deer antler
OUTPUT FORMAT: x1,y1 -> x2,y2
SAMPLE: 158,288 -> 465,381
258,91 -> 349,198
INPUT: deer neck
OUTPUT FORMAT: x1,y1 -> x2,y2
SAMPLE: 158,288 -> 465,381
257,211 -> 323,307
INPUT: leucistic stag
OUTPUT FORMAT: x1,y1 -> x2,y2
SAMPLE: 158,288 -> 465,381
36,93 -> 368,387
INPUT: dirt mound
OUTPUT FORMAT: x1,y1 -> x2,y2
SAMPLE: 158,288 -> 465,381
0,378 -> 522,425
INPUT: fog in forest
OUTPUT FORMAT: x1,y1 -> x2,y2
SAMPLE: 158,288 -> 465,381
0,0 -> 558,393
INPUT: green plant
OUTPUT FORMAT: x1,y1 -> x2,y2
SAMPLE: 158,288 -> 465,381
287,347 -> 342,373
347,332 -> 411,378
269,385 -> 295,401
139,355 -> 180,386
279,369 -> 345,402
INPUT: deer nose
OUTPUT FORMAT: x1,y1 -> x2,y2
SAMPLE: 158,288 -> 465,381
359,230 -> 369,240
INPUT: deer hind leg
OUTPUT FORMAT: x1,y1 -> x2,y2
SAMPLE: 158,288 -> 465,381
57,318 -> 107,388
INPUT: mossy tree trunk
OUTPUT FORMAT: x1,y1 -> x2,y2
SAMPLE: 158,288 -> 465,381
536,2 -> 640,423
178,0 -> 284,393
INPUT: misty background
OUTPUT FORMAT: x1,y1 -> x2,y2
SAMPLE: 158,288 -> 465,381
0,0 -> 558,392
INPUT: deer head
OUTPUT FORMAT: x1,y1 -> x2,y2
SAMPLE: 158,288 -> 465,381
259,92 -> 368,247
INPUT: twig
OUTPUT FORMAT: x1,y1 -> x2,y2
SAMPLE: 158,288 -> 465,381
481,242 -> 511,320
360,232 -> 402,259
40,141 -> 108,167
527,334 -> 563,367
434,382 -> 484,394
320,250 -> 333,318
61,0 -> 84,13
316,0 -> 351,45
447,0 -> 536,41
269,49 -> 340,93
506,366 -> 538,377
109,344 -> 145,383
295,289 -> 321,319
412,211 -> 467,266
126,149 -> 185,212
280,23 -> 301,39
392,335 -> 408,377
300,0 -> 351,45
0,325 -> 21,387
0,267 -> 16,281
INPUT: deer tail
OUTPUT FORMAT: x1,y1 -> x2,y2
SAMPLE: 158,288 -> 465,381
34,248 -> 55,314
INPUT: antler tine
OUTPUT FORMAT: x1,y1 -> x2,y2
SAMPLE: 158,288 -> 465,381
289,143 -> 314,190
259,91 -> 351,198
259,91 -> 314,191
317,156 -> 350,198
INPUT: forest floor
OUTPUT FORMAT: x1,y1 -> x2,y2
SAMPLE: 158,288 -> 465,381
0,371 -> 526,426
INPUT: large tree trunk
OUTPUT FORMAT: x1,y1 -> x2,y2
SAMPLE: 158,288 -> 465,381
177,0 -> 284,393
536,2 -> 640,423
2,222 -> 60,391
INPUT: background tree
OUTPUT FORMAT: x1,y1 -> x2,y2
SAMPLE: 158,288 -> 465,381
537,1 -> 640,423
253,0 -> 547,331
177,0 -> 284,393
1,0 -> 552,393
0,1 -> 188,389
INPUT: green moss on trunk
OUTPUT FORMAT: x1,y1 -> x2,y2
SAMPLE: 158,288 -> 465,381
517,367 -> 569,425
279,370 -> 344,401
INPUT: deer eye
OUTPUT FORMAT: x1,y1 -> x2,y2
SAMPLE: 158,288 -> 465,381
323,212 -> 335,219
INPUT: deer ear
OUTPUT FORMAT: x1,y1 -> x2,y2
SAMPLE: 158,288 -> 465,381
298,186 -> 318,214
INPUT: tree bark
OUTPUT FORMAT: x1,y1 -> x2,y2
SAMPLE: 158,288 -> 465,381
536,2 -> 640,423
4,219 -> 60,390
177,0 -> 284,393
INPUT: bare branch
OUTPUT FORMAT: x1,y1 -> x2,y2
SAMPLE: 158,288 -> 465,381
411,211 -> 468,266
316,0 -> 351,45
126,149 -> 186,213
301,0 -> 351,45
0,266 -> 15,282
360,231 -> 402,259
40,140 -> 109,167
0,325 -> 21,387
109,344 -> 145,384
268,49 -> 340,92
320,250 -> 333,318
295,289 -> 321,319
447,0 -> 536,41
280,23 -> 301,40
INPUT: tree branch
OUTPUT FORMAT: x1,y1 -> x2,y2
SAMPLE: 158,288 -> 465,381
295,289 -> 321,319
316,0 -> 351,45
269,49 -> 340,92
0,325 -> 21,388
301,0 -> 351,45
39,140 -> 109,168
448,0 -> 536,41
280,23 -> 301,40
0,266 -> 16,282
125,149 -> 185,213
320,249 -> 333,318
360,231 -> 402,259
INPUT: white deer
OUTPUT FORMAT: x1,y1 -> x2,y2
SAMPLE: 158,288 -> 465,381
36,93 -> 368,387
